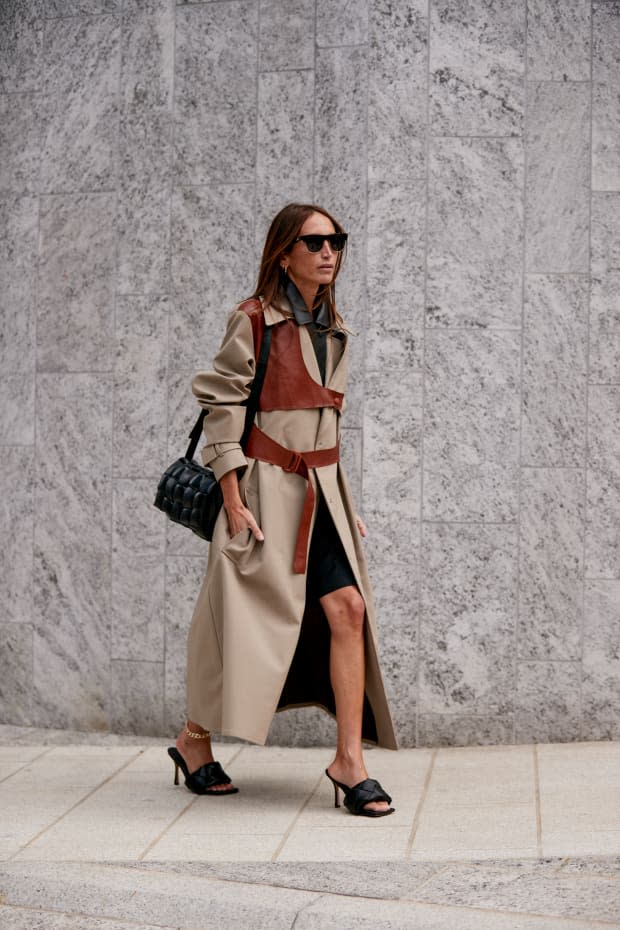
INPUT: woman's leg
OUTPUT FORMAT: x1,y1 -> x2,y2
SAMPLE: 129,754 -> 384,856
175,721 -> 236,791
320,585 -> 389,813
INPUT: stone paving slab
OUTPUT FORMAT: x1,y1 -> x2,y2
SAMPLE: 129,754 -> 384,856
1,729 -> 619,864
1,859 -> 619,930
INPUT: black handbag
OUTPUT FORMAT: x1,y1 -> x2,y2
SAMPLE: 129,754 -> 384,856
154,323 -> 272,541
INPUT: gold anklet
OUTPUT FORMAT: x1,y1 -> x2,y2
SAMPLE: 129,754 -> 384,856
185,723 -> 210,740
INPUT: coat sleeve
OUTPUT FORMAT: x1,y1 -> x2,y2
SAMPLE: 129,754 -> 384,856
191,308 -> 256,481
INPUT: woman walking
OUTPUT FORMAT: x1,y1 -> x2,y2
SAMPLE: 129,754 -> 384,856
168,203 -> 397,816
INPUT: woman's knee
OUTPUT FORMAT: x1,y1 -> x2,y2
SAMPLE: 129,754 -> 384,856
323,586 -> 365,637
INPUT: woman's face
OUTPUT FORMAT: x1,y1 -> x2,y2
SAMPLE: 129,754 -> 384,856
282,212 -> 338,294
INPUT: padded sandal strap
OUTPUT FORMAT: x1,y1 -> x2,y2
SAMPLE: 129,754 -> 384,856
343,778 -> 392,815
195,760 -> 232,788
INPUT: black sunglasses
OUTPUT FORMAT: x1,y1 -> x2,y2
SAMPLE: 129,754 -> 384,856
294,233 -> 348,253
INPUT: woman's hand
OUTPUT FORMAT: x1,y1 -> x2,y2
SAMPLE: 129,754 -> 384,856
220,469 -> 264,541
355,515 -> 367,538
225,501 -> 264,541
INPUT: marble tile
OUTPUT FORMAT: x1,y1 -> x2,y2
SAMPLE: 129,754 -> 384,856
259,0 -> 314,71
316,0 -> 368,47
423,330 -> 521,522
33,373 -> 113,731
420,523 -> 518,716
366,180 -> 425,370
362,368 -> 422,518
164,556 -> 206,733
45,1 -> 119,14
255,70 -> 314,253
519,468 -> 584,661
430,0 -> 525,137
339,426 -> 362,508
591,193 -> 620,277
586,386 -> 620,578
340,352 -> 364,430
521,275 -> 588,465
0,2 -> 43,94
110,553 -> 165,662
113,478 -> 166,558
590,272 -> 620,384
118,0 -> 173,189
36,372 -> 113,475
32,473 -> 112,731
0,371 -> 35,445
364,510 -> 419,746
37,192 -> 116,372
0,195 -> 38,373
114,295 -> 168,477
268,706 -> 337,748
515,661 -> 581,742
170,185 -> 255,303
592,1 -> 620,191
418,714 -> 514,748
314,46 -> 367,234
117,185 -> 171,296
526,82 -> 590,272
0,448 -> 34,624
41,14 -> 120,192
582,581 -> 620,740
368,0 -> 427,183
426,137 -> 524,328
0,94 -> 42,195
174,1 -> 257,186
0,623 -> 33,726
109,660 -> 164,735
168,293 -> 233,371
527,0 -> 591,81
167,369 -> 206,464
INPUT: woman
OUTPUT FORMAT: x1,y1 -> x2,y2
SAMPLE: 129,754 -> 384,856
168,203 -> 398,817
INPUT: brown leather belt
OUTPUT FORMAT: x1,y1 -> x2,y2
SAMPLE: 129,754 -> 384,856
245,425 -> 340,573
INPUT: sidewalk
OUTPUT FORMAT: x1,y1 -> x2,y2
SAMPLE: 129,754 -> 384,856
0,726 -> 619,928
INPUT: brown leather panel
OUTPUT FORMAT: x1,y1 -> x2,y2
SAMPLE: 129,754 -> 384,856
237,302 -> 343,413
260,319 -> 343,412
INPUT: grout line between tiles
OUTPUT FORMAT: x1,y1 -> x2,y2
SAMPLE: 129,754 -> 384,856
270,768 -> 326,862
406,747 -> 437,858
7,748 -> 145,860
533,743 -> 543,857
137,743 -> 245,861
0,747 -> 53,786
415,0 -> 432,752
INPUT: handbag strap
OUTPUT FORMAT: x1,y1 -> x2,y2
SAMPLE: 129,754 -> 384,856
185,320 -> 273,461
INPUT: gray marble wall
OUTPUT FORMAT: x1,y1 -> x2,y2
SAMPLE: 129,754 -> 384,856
1,0 -> 619,747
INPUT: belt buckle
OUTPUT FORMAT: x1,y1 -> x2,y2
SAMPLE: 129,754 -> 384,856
283,450 -> 303,473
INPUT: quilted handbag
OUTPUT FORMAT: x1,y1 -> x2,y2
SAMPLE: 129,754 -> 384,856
154,323 -> 272,541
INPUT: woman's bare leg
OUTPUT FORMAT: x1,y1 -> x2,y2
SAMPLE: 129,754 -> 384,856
320,585 -> 389,813
175,721 -> 236,792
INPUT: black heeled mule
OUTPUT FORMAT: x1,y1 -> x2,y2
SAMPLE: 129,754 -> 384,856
167,747 -> 238,796
325,768 -> 394,817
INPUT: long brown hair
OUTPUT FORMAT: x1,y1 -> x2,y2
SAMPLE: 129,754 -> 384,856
251,203 -> 347,330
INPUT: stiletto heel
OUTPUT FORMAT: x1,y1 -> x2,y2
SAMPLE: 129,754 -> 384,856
325,768 -> 394,818
167,746 -> 238,796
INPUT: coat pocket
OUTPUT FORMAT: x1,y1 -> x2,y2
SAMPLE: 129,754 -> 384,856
221,527 -> 256,565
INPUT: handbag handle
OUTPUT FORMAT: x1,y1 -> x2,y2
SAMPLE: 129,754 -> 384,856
185,321 -> 273,461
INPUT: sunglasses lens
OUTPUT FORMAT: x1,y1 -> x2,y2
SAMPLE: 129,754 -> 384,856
329,234 -> 347,252
305,236 -> 323,252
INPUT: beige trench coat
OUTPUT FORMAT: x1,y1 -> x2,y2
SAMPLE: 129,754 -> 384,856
186,300 -> 398,749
